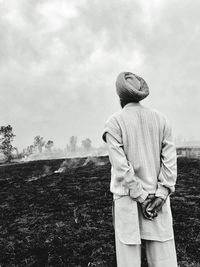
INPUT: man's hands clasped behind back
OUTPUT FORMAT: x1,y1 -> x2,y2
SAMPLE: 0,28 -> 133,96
140,194 -> 165,220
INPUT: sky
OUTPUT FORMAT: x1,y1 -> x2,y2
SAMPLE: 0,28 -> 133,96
0,0 -> 200,150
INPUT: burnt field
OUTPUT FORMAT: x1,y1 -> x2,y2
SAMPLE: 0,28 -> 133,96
0,156 -> 200,267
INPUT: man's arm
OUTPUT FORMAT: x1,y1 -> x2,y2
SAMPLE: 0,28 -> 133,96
155,118 -> 177,200
102,116 -> 148,203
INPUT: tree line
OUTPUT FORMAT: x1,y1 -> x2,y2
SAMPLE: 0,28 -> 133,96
0,125 -> 94,163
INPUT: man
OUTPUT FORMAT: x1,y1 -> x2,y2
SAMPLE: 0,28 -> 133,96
102,72 -> 178,267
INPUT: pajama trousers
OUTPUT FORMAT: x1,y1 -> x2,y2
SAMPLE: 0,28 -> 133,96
115,233 -> 178,267
112,199 -> 178,267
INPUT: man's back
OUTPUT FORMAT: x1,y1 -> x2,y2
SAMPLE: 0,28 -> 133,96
104,101 -> 176,195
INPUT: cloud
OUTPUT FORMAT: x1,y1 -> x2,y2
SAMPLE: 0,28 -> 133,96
0,0 -> 199,150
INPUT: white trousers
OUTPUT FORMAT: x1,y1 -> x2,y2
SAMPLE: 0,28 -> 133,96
115,233 -> 178,267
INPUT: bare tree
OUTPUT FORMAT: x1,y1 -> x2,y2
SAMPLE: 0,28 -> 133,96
0,125 -> 16,162
82,138 -> 92,152
33,136 -> 45,153
45,140 -> 54,151
69,136 -> 77,153
27,145 -> 34,155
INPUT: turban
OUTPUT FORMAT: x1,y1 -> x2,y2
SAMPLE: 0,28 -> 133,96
115,72 -> 149,102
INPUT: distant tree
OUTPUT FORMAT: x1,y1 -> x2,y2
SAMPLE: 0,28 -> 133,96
82,138 -> 92,152
12,147 -> 24,160
21,148 -> 29,158
27,145 -> 34,155
0,125 -> 16,162
45,140 -> 54,151
66,144 -> 70,153
20,147 -> 30,158
33,136 -> 45,153
69,136 -> 77,153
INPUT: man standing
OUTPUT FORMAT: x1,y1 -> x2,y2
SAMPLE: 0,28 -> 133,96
102,72 -> 178,267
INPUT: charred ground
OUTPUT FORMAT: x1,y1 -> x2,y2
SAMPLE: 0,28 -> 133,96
0,156 -> 200,267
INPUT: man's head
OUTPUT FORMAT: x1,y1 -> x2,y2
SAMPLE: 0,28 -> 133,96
115,72 -> 149,108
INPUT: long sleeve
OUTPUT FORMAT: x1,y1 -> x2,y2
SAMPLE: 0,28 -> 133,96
155,118 -> 177,200
102,115 -> 148,203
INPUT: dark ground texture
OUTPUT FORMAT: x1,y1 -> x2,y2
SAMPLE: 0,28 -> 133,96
0,156 -> 200,267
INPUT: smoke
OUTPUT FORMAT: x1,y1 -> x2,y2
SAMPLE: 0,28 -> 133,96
19,143 -> 108,163
26,164 -> 53,182
21,150 -> 66,162
54,158 -> 80,173
53,155 -> 107,174
82,156 -> 106,167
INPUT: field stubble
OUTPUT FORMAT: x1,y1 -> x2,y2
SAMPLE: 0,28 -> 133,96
0,156 -> 200,267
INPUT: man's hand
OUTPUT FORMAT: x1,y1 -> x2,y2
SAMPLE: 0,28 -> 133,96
140,194 -> 156,220
146,197 -> 165,215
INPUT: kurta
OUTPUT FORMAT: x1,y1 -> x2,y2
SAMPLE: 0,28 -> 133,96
102,102 -> 177,244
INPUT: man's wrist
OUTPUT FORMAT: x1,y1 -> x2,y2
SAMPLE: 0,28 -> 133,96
155,186 -> 170,200
133,189 -> 148,204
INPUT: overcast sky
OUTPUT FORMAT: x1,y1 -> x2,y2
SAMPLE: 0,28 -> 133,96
0,0 -> 199,150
